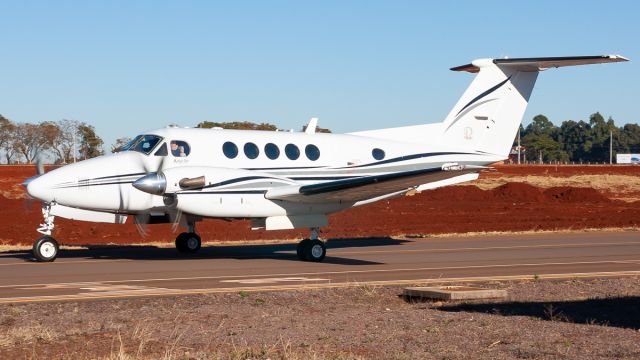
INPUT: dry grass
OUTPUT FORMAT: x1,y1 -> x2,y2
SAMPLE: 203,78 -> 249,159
0,242 -> 88,252
0,324 -> 58,347
0,239 -> 304,252
4,278 -> 640,359
469,174 -> 640,201
95,329 -> 360,360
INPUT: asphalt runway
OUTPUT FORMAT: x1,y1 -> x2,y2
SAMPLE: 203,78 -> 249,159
1,231 -> 640,303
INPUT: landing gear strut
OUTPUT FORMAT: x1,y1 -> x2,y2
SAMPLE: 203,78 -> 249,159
175,220 -> 201,253
296,227 -> 326,262
32,203 -> 59,262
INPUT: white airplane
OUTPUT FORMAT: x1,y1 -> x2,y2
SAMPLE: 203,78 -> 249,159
23,55 -> 628,262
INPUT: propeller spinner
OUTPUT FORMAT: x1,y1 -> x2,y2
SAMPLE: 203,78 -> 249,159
132,172 -> 167,195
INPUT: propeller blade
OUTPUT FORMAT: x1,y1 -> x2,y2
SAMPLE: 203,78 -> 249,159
134,213 -> 150,238
35,157 -> 45,175
171,209 -> 182,233
22,193 -> 39,212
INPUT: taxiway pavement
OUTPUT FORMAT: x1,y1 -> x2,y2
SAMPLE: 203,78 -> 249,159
1,231 -> 639,303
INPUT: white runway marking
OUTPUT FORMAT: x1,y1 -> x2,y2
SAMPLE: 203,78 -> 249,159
221,277 -> 329,284
1,258 -> 639,289
2,270 -> 640,304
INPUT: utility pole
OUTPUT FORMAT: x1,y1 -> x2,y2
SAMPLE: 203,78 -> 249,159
610,130 -> 613,164
517,127 -> 521,164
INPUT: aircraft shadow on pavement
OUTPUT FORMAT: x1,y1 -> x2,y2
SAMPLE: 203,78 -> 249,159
6,237 -> 411,266
438,297 -> 640,330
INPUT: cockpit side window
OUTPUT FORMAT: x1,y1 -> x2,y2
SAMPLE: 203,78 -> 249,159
170,140 -> 191,157
122,135 -> 163,155
154,143 -> 168,156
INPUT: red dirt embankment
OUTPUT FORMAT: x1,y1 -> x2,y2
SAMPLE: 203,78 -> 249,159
1,165 -> 639,245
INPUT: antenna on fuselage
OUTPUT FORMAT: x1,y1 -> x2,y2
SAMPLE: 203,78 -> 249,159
305,117 -> 318,134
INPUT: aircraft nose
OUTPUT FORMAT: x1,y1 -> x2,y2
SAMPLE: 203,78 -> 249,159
25,174 -> 54,202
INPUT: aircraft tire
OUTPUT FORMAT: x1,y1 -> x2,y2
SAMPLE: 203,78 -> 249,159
32,236 -> 59,262
296,239 -> 311,260
175,233 -> 186,252
176,232 -> 201,253
303,239 -> 326,262
184,233 -> 201,253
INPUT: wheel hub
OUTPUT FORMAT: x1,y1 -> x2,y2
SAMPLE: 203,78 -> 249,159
40,242 -> 56,258
187,237 -> 198,250
311,244 -> 323,258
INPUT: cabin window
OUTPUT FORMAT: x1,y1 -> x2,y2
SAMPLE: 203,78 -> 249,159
265,143 -> 280,160
372,148 -> 385,160
244,142 -> 259,159
170,140 -> 191,157
223,142 -> 238,159
154,143 -> 168,156
305,144 -> 320,161
285,144 -> 300,160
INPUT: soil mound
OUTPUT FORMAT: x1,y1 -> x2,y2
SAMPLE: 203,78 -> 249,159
544,186 -> 609,203
425,186 -> 490,202
490,182 -> 546,202
1,165 -> 639,246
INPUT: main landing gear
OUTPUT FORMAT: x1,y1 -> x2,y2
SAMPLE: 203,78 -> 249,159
296,227 -> 326,262
175,220 -> 201,253
32,203 -> 59,262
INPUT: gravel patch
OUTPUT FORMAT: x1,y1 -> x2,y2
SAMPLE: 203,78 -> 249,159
1,277 -> 640,359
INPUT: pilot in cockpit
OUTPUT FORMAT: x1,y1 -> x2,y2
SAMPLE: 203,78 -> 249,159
170,141 -> 188,157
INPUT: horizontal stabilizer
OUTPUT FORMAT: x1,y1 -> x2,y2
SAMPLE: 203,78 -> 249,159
451,55 -> 629,73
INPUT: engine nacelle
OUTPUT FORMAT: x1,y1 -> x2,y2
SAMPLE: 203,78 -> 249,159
132,166 -> 295,196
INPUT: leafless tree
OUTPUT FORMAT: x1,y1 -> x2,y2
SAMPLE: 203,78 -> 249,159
43,119 -> 81,163
0,115 -> 19,164
13,123 -> 50,164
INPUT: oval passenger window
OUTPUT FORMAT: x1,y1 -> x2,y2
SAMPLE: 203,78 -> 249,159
244,142 -> 259,159
285,144 -> 300,160
305,144 -> 320,161
265,143 -> 280,160
223,142 -> 238,159
372,148 -> 385,160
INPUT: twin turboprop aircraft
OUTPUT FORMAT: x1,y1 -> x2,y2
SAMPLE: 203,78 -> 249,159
23,55 -> 628,262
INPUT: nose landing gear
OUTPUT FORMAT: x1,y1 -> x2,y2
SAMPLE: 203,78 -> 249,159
296,227 -> 326,262
33,236 -> 59,262
32,203 -> 59,262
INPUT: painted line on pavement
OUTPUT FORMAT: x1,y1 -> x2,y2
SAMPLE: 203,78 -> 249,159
1,270 -> 640,304
0,258 -> 639,289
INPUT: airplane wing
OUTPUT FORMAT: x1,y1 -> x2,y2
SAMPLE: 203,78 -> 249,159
265,164 -> 485,203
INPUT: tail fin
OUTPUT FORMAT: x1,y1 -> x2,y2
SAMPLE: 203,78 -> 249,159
442,55 -> 628,158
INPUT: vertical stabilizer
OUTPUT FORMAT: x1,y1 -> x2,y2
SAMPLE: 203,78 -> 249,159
442,55 -> 627,159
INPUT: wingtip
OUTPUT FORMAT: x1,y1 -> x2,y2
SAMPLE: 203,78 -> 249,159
610,54 -> 630,62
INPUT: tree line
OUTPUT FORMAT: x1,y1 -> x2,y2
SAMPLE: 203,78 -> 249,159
195,120 -> 332,133
517,112 -> 640,163
2,112 -> 639,164
0,115 -> 104,164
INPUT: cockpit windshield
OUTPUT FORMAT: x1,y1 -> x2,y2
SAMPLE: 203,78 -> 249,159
121,135 -> 163,155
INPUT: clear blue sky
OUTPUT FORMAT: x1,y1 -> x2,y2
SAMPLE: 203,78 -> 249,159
1,0 -> 638,149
